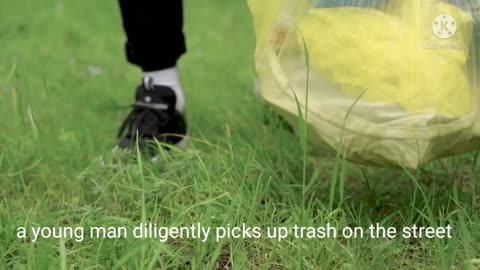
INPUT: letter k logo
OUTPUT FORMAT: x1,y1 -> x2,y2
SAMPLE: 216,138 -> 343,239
433,14 -> 457,39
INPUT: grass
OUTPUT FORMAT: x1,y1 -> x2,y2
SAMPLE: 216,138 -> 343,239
1,0 -> 480,269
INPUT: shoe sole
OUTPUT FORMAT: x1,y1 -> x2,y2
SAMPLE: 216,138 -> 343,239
174,132 -> 190,149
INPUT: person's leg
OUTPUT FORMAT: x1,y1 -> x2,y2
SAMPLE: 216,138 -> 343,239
117,0 -> 187,151
118,0 -> 186,72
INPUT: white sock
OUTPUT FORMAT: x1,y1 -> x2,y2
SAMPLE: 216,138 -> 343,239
143,67 -> 185,113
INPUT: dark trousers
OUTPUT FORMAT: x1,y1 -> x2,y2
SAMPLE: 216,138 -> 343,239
118,0 -> 186,71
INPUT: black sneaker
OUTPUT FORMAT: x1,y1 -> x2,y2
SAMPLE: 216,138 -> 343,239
117,78 -> 188,152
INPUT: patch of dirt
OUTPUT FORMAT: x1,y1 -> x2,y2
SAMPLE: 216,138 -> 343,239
215,252 -> 232,270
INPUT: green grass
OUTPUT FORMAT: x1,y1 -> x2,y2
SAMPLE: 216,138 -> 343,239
1,0 -> 480,269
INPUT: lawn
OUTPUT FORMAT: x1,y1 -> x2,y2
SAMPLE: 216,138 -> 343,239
1,0 -> 480,269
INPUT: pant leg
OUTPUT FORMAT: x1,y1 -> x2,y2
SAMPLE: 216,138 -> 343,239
118,0 -> 186,71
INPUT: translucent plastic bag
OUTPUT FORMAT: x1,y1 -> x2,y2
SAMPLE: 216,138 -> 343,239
248,0 -> 480,168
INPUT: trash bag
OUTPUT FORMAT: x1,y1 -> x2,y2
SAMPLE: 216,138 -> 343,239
248,0 -> 480,168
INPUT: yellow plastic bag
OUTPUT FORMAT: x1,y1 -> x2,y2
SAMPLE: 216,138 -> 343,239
248,0 -> 480,168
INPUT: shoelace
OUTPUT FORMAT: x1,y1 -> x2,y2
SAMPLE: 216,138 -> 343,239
117,102 -> 171,139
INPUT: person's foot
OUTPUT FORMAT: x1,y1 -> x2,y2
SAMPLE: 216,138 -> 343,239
117,77 -> 188,153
